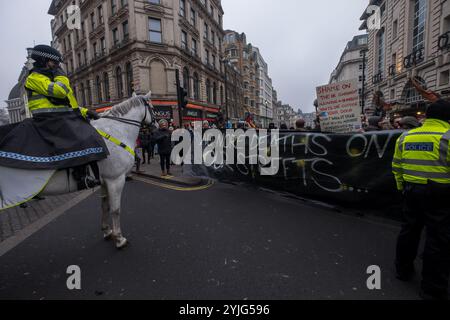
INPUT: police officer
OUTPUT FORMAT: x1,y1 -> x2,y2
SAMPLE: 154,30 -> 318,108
392,99 -> 450,300
24,45 -> 107,188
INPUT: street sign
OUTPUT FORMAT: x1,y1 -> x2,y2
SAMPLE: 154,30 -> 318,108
316,79 -> 362,133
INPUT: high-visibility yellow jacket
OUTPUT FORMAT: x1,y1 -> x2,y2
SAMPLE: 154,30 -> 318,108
392,118 -> 450,191
25,72 -> 88,118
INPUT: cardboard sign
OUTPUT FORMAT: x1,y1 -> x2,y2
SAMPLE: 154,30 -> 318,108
316,79 -> 362,133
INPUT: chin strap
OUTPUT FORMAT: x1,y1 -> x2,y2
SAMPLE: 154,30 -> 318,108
96,129 -> 135,157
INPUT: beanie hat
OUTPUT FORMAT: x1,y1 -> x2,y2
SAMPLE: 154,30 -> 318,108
426,100 -> 450,122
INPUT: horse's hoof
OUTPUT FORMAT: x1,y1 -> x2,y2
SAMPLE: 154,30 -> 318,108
103,230 -> 113,241
115,238 -> 128,249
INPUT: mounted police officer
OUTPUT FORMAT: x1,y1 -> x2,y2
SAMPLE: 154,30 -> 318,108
392,99 -> 450,300
0,45 -> 109,189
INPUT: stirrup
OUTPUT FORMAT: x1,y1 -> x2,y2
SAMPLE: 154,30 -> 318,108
77,175 -> 101,191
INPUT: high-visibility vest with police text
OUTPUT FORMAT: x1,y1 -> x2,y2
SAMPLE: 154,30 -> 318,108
25,72 -> 88,118
392,118 -> 450,190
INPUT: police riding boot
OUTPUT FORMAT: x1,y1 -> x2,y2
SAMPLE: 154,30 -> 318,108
73,165 -> 101,191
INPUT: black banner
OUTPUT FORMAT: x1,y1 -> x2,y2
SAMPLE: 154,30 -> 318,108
189,130 -> 404,216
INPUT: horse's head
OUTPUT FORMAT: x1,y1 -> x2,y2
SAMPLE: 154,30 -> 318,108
137,91 -> 156,126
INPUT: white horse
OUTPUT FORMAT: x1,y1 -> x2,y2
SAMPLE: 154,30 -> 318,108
40,92 -> 154,249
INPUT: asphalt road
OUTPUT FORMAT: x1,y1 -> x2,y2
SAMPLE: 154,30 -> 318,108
0,178 -> 424,300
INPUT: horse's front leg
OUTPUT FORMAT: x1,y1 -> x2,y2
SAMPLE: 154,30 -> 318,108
101,184 -> 113,240
106,176 -> 128,249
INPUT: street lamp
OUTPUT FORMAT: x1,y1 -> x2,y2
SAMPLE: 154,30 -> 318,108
360,48 -> 368,115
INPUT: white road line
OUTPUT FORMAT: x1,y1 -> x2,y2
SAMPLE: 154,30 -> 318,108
0,190 -> 96,258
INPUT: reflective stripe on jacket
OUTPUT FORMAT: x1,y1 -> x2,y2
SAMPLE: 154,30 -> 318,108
25,72 -> 88,117
392,118 -> 450,191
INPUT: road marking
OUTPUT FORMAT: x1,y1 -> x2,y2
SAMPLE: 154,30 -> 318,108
0,190 -> 95,258
133,175 -> 214,192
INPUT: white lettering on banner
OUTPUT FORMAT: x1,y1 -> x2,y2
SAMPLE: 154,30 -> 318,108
316,80 -> 362,133
207,132 -> 398,194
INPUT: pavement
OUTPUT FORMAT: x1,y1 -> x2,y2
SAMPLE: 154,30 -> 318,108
132,157 -> 207,187
0,176 -> 436,300
0,192 -> 86,243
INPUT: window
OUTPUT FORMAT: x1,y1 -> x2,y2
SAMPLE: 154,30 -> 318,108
205,49 -> 209,65
101,37 -> 106,54
404,77 -> 426,103
191,38 -> 197,56
104,72 -> 110,101
206,79 -> 211,103
212,55 -> 216,69
126,62 -> 133,97
81,21 -> 85,38
180,0 -> 186,17
98,6 -> 104,24
113,28 -> 119,45
116,67 -> 123,98
91,12 -> 96,30
211,31 -> 215,46
213,82 -> 217,104
392,20 -> 398,39
120,0 -> 127,7
86,81 -> 91,106
80,82 -> 86,106
83,48 -> 87,64
190,9 -> 196,26
181,31 -> 187,49
204,23 -> 209,40
93,42 -> 98,57
96,75 -> 103,103
123,20 -> 129,40
413,0 -> 427,52
149,0 -> 160,4
149,18 -> 162,43
439,70 -> 450,86
193,72 -> 200,100
111,0 -> 117,15
183,67 -> 190,96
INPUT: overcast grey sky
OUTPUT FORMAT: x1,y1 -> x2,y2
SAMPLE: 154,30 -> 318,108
0,0 -> 367,113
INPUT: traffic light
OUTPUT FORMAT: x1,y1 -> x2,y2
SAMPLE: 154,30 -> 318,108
181,88 -> 188,109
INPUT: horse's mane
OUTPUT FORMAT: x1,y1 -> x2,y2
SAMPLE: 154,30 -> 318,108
102,95 -> 145,117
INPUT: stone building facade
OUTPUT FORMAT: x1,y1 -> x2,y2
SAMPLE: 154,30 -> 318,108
48,0 -> 225,126
360,0 -> 450,117
224,30 -> 275,127
5,65 -> 31,124
330,34 -> 368,110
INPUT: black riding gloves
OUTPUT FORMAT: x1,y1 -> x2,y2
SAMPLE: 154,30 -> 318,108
86,110 -> 101,120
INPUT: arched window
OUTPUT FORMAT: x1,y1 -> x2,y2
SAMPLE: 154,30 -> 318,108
193,72 -> 200,100
126,62 -> 134,97
86,80 -> 92,105
96,75 -> 102,103
116,66 -> 123,99
103,72 -> 110,101
183,67 -> 190,96
80,82 -> 86,106
402,77 -> 426,104
213,82 -> 217,105
206,79 -> 211,103
220,86 -> 223,106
